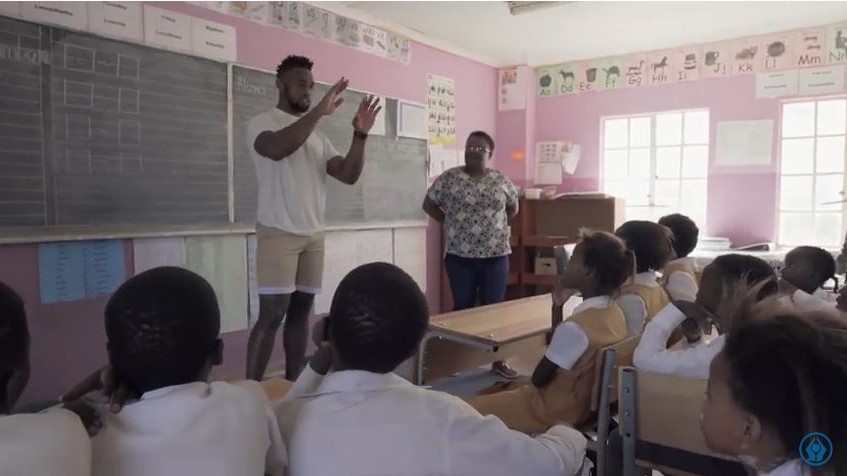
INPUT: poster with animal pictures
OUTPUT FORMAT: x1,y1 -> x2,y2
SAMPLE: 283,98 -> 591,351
536,66 -> 556,97
373,29 -> 388,57
794,29 -> 825,68
229,1 -> 269,23
700,42 -> 731,78
577,61 -> 600,92
826,23 -> 847,64
334,16 -> 362,48
732,38 -> 761,75
303,5 -> 332,40
672,48 -> 701,82
761,34 -> 793,72
622,55 -> 647,88
647,51 -> 673,85
553,63 -> 577,95
387,34 -> 411,63
427,74 -> 456,146
269,2 -> 301,30
361,25 -> 377,54
597,58 -> 623,90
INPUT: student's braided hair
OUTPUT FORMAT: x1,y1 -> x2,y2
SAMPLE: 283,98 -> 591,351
579,229 -> 635,296
721,293 -> 847,476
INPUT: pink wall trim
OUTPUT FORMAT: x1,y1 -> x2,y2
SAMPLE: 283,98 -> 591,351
535,74 -> 783,245
8,2 -> 497,405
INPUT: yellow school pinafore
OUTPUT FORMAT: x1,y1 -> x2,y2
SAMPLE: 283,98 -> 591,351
468,305 -> 627,433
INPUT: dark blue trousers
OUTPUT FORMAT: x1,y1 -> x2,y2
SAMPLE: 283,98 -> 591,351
444,253 -> 509,311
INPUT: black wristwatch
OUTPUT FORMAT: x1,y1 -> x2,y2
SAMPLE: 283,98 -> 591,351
354,130 -> 368,140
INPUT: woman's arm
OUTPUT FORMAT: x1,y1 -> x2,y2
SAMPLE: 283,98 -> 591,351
422,196 -> 445,224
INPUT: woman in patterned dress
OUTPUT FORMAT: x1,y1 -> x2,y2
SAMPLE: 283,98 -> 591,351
422,131 -> 520,378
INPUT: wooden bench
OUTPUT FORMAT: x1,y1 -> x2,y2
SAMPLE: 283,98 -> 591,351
415,295 -> 582,385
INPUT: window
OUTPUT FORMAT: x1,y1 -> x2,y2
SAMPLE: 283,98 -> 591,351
601,111 -> 709,227
778,99 -> 847,247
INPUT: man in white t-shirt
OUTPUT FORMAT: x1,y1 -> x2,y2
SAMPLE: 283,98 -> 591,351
0,281 -> 91,476
246,55 -> 381,381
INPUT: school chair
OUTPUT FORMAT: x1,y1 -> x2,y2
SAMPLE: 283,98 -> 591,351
581,335 -> 641,476
618,367 -> 749,476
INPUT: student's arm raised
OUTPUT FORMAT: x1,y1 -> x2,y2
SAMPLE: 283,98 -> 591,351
253,78 -> 348,161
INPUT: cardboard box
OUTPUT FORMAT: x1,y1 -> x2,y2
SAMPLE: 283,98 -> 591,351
535,257 -> 557,276
534,195 -> 625,237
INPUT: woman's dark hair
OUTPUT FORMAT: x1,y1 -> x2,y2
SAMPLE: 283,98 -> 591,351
614,220 -> 673,273
722,297 -> 847,476
658,213 -> 699,259
468,130 -> 495,152
580,230 -> 635,295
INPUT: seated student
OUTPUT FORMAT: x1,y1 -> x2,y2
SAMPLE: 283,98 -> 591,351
90,267 -> 286,476
276,262 -> 588,476
468,231 -> 631,433
615,220 -> 673,335
658,213 -> 700,301
633,254 -> 777,379
778,246 -> 838,313
0,281 -> 92,476
701,299 -> 847,475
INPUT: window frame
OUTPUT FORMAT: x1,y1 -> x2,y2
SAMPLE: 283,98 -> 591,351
600,108 -> 710,226
776,95 -> 847,248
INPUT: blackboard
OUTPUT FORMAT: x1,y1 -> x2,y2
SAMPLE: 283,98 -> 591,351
232,65 -> 427,227
0,15 -> 229,228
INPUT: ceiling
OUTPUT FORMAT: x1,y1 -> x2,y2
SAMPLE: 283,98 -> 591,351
322,1 -> 847,67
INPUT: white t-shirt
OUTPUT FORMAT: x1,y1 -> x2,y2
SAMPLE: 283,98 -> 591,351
91,380 -> 286,476
0,409 -> 91,476
247,108 -> 340,235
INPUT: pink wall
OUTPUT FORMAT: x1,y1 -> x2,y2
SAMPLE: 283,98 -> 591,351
9,2 -> 497,405
535,74 -> 781,246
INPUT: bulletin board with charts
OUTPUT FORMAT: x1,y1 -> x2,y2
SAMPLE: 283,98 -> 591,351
536,21 -> 847,99
427,74 -> 457,146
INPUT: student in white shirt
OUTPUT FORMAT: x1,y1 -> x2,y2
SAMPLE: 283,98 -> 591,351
700,299 -> 847,475
633,254 -> 777,379
89,267 -> 286,476
0,281 -> 92,476
277,262 -> 589,476
658,213 -> 701,302
615,221 -> 673,335
778,246 -> 838,313
469,230 -> 631,432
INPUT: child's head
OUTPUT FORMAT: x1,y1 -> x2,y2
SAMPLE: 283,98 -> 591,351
658,214 -> 699,260
697,255 -> 777,331
0,281 -> 28,414
701,302 -> 847,474
781,246 -> 836,295
328,262 -> 429,373
562,230 -> 634,296
614,220 -> 673,273
105,267 -> 222,395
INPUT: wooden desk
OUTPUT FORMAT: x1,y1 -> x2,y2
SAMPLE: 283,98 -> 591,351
415,295 -> 582,385
261,377 -> 294,403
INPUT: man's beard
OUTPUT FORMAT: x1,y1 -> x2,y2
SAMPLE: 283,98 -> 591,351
286,91 -> 309,114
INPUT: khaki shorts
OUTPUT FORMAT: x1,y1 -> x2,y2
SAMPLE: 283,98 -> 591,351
256,225 -> 325,295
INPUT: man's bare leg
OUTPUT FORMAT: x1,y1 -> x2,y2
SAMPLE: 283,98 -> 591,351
283,291 -> 315,380
246,294 -> 291,381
